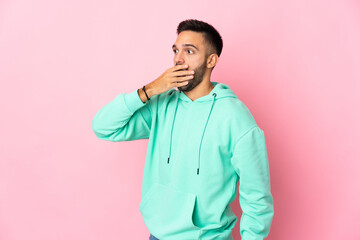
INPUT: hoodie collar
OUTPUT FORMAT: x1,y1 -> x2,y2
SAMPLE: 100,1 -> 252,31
178,84 -> 217,103
167,82 -> 238,175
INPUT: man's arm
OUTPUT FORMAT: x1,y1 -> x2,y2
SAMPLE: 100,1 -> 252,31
230,125 -> 274,240
92,87 -> 153,142
92,64 -> 194,142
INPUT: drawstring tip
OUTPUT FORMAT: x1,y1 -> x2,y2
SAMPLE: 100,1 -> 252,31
197,168 -> 199,175
167,157 -> 170,164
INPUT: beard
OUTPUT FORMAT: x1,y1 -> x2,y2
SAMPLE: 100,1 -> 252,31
177,60 -> 207,92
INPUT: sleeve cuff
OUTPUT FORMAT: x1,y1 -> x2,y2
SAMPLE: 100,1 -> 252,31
123,88 -> 147,113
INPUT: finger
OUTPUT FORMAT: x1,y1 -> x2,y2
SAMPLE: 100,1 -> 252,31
173,64 -> 188,71
174,80 -> 189,87
173,75 -> 194,82
172,70 -> 195,77
180,81 -> 189,86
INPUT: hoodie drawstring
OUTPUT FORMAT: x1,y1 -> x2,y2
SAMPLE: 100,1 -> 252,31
197,92 -> 217,175
167,91 -> 180,164
167,90 -> 217,176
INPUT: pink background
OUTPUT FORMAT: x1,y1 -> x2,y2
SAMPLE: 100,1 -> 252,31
1,0 -> 359,239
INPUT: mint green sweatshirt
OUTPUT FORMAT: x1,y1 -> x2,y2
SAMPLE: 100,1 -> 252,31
92,81 -> 274,240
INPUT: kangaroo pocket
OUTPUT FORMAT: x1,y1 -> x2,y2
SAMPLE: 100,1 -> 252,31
139,183 -> 201,239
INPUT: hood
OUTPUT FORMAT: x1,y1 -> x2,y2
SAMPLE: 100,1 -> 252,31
166,81 -> 238,175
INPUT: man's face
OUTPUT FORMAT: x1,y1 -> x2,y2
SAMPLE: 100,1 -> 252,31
172,30 -> 209,92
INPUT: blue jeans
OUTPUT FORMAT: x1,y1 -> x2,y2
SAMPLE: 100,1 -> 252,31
149,234 -> 159,240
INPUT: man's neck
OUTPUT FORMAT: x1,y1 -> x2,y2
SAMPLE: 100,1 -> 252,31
183,79 -> 214,102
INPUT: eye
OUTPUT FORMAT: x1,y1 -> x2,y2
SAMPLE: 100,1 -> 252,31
173,49 -> 178,53
187,49 -> 194,54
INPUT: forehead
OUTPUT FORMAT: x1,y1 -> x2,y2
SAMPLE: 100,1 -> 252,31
173,31 -> 205,48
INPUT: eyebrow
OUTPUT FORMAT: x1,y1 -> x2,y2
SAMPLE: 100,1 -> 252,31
172,44 -> 199,51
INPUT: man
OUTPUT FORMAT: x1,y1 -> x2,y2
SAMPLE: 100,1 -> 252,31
92,19 -> 274,240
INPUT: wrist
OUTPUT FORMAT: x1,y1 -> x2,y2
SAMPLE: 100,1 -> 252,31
144,83 -> 155,98
137,84 -> 154,103
137,88 -> 147,103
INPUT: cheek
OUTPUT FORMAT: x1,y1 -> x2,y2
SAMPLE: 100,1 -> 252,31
190,56 -> 205,68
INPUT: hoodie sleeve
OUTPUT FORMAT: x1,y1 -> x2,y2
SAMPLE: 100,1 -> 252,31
230,125 -> 274,240
92,88 -> 152,141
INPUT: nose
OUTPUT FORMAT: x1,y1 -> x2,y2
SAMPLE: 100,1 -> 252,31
174,50 -> 185,66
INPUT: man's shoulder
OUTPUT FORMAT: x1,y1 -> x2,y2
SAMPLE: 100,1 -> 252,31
217,95 -> 253,114
216,96 -> 258,127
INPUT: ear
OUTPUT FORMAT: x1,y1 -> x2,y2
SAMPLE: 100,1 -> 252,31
206,53 -> 219,68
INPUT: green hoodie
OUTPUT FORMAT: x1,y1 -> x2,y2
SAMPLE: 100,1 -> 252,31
92,81 -> 274,240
